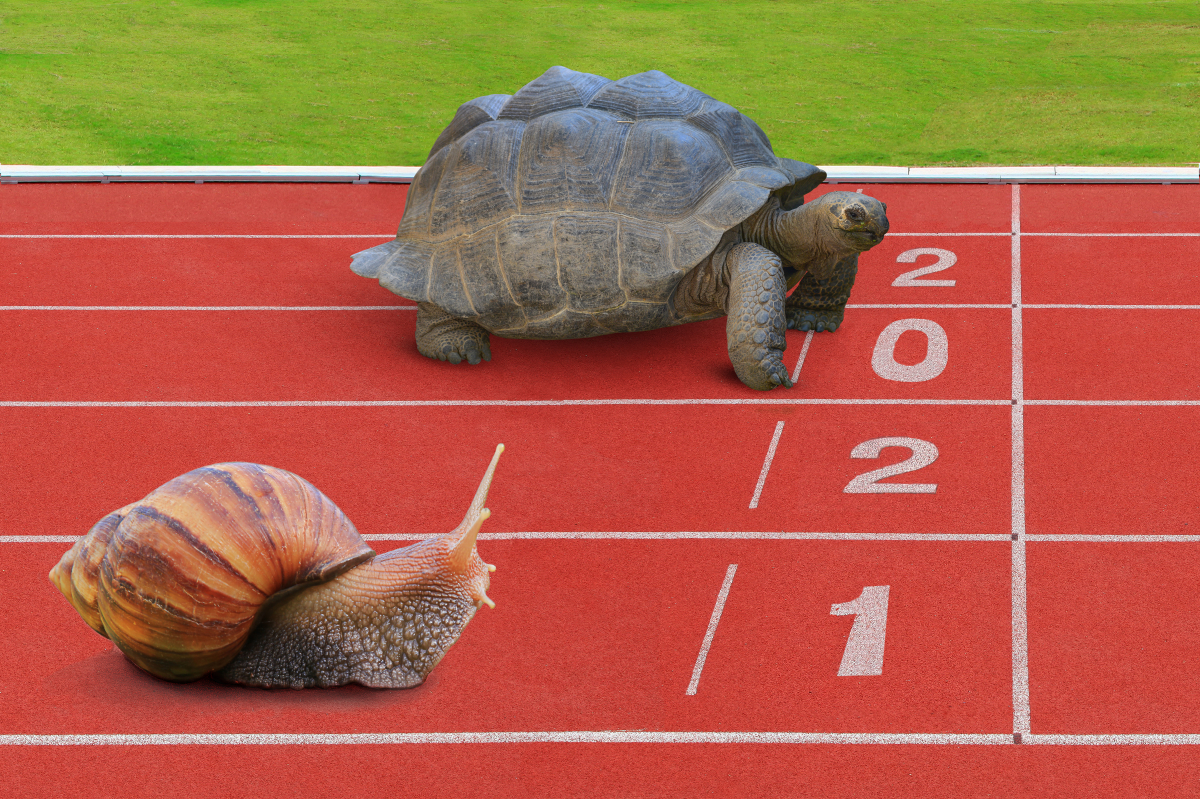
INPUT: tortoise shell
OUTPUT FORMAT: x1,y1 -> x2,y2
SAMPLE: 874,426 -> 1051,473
352,66 -> 824,339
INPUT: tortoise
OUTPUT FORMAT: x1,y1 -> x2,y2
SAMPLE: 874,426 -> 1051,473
351,66 -> 889,390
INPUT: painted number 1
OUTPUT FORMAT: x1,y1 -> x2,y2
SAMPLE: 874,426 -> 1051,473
830,586 -> 890,676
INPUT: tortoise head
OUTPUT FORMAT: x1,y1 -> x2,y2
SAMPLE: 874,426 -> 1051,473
812,191 -> 890,253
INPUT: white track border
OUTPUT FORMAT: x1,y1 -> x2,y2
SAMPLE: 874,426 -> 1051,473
1,165 -> 1197,183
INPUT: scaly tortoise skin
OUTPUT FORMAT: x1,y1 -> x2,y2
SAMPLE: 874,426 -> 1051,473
352,66 -> 889,390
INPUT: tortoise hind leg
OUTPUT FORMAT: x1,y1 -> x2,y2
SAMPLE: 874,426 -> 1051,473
415,303 -> 492,365
725,243 -> 793,390
786,254 -> 859,332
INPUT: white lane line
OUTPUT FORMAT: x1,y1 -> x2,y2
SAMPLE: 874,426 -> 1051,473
848,304 -> 1011,309
687,564 -> 738,696
8,303 -> 1197,311
789,331 -> 814,384
0,731 -> 1016,746
3,232 -> 1195,239
749,422 -> 785,509
5,532 -> 1015,544
12,399 -> 1198,408
5,303 -> 1195,311
3,731 -> 1195,746
0,306 -> 413,311
1024,305 -> 1200,310
1010,182 -> 1031,739
0,399 -> 1015,408
1025,400 -> 1200,406
1023,232 -> 1200,238
1028,534 -> 1200,542
0,234 -> 394,239
1025,734 -> 1200,745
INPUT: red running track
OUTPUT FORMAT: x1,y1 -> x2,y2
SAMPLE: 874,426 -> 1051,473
2,180 -> 1200,797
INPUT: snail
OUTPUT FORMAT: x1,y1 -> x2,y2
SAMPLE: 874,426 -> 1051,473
49,445 -> 504,689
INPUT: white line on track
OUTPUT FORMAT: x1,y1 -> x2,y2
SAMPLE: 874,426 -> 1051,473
1024,305 -> 1200,310
847,304 -> 1012,309
1027,535 -> 1200,542
686,564 -> 737,696
0,234 -> 394,239
0,732 -> 1016,746
1025,400 -> 1200,406
2,731 -> 1197,746
1023,232 -> 1200,237
0,305 -> 399,312
5,303 -> 1197,311
1,532 -> 1016,544
1024,734 -> 1200,745
7,399 -> 1199,408
1010,183 -> 1031,739
3,232 -> 1195,239
0,399 -> 1015,408
748,422 -> 785,509
789,330 -> 814,384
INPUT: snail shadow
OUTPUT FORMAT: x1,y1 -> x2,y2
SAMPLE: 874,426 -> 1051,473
44,648 -> 440,720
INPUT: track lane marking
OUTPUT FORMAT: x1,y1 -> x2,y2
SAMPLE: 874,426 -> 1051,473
789,331 -> 814,384
2,732 -> 1196,746
1010,183 -> 1031,740
0,399 -> 1016,407
686,564 -> 737,696
0,306 -> 413,311
2,533 -> 1016,544
0,732 -> 1016,746
748,422 -> 785,509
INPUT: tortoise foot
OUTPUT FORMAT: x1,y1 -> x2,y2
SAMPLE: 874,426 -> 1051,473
725,243 -> 793,391
786,307 -> 844,333
415,303 -> 492,365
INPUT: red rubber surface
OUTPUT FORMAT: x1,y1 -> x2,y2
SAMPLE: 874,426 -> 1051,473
3,180 -> 1199,796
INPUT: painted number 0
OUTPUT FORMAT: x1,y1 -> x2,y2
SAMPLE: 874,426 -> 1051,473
871,318 -> 948,382
844,437 -> 938,494
830,586 -> 890,676
893,248 -> 957,287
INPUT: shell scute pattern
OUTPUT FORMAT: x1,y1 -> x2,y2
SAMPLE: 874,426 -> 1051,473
496,65 -> 611,121
352,66 -> 809,339
516,108 -> 629,215
429,119 -> 523,240
608,119 -> 730,223
428,93 -> 512,159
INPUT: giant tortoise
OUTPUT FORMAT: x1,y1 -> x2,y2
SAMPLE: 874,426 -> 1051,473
351,66 -> 889,390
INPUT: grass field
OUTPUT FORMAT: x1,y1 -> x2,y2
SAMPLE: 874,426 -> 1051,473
1,0 -> 1197,167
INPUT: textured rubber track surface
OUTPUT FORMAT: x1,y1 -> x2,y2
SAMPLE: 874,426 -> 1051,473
3,180 -> 1200,797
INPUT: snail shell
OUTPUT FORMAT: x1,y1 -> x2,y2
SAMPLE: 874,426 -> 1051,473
49,446 -> 502,688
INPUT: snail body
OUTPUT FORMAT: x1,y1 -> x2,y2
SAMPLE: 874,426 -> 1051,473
49,446 -> 503,688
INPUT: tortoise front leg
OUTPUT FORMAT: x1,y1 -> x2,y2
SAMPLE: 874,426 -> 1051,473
786,253 -> 859,332
725,242 -> 793,390
415,303 -> 492,365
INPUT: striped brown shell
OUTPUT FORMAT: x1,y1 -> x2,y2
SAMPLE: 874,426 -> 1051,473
49,463 -> 375,682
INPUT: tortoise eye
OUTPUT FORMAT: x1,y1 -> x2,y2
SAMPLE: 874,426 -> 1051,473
846,206 -> 864,221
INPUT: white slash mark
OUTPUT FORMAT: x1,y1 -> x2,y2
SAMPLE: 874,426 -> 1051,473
855,188 -> 864,193
830,586 -> 890,676
749,422 -> 785,508
686,564 -> 738,695
790,330 -> 815,385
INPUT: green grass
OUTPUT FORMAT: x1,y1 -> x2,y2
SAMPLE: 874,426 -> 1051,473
1,0 -> 1197,166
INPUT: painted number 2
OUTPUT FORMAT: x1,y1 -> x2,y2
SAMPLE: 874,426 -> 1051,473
893,248 -> 957,287
844,437 -> 938,494
830,586 -> 890,676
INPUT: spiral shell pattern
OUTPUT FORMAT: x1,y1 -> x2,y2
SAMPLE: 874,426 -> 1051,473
50,463 -> 375,682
